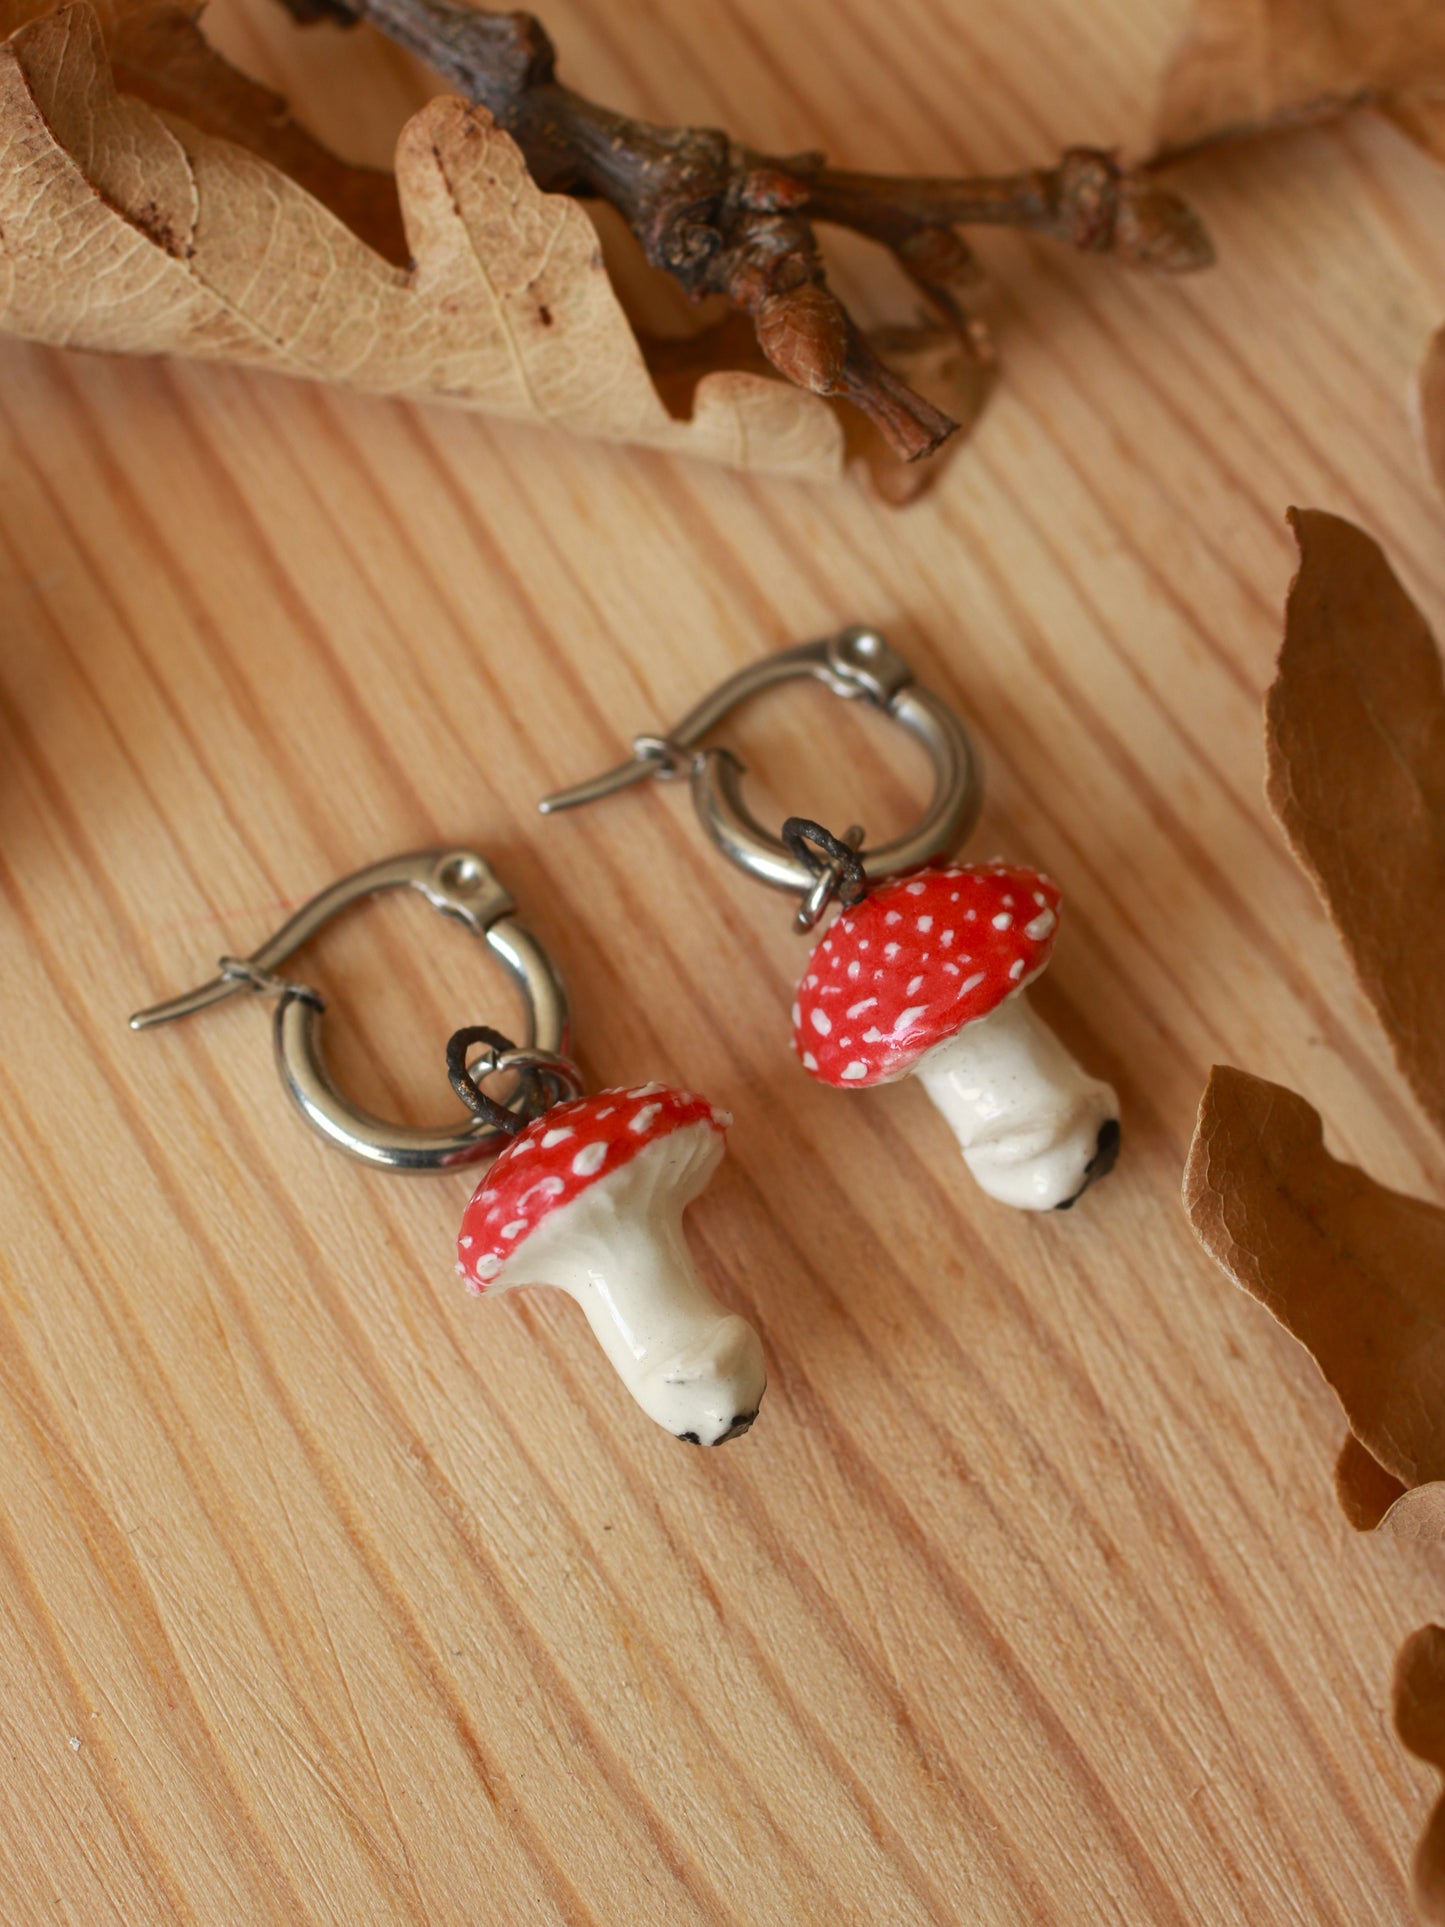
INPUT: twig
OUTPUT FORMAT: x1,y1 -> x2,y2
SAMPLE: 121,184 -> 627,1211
281,0 -> 1214,458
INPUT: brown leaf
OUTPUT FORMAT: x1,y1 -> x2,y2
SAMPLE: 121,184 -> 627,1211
1155,0 -> 1445,163
1394,1627 -> 1445,1922
0,1 -> 845,477
1185,1066 -> 1445,1496
101,0 -> 408,263
1266,509 -> 1445,1144
1335,1435 -> 1445,1538
1182,514 -> 1445,1546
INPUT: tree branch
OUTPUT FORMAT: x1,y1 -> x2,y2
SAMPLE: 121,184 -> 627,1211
281,0 -> 1214,459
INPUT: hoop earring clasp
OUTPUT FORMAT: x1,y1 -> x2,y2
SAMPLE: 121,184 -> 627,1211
539,626 -> 981,928
130,848 -> 576,1172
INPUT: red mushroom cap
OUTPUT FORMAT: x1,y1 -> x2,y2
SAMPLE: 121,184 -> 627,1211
792,863 -> 1061,1089
457,1084 -> 729,1290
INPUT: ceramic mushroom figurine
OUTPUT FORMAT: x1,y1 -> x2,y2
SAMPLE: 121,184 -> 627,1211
792,863 -> 1119,1210
457,1084 -> 765,1444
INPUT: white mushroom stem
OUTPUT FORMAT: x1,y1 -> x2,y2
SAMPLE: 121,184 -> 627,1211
911,990 -> 1119,1210
489,1127 -> 766,1443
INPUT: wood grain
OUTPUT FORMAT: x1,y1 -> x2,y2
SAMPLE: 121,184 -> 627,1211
2,0 -> 1445,1919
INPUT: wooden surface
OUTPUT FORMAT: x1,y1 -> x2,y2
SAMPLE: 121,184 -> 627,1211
3,1 -> 1445,1920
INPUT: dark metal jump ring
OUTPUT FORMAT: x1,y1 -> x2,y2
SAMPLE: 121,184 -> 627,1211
446,1026 -> 531,1136
781,818 -> 868,907
446,1028 -> 585,1137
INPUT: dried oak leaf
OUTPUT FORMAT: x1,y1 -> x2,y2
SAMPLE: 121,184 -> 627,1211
1183,510 -> 1445,1536
0,0 -> 846,477
1185,1068 -> 1445,1525
1266,509 -> 1445,1145
1395,1628 -> 1445,1922
0,0 -> 412,260
1155,0 -> 1445,163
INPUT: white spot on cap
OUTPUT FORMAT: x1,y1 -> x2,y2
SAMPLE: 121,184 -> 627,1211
595,1106 -> 615,1120
907,975 -> 924,995
959,971 -> 986,995
847,997 -> 877,1018
884,942 -> 900,959
862,1027 -> 885,1042
476,1254 -> 503,1280
965,908 -> 977,921
1003,895 -> 1015,906
905,881 -> 926,895
630,1103 -> 662,1133
917,915 -> 933,932
459,1235 -> 473,1248
521,1176 -> 565,1210
810,1009 -> 832,1036
710,1107 -> 732,1129
801,1051 -> 818,1071
992,911 -> 1013,930
502,1219 -> 527,1240
573,1141 -> 608,1177
842,1062 -> 868,1080
941,930 -> 954,946
894,1006 -> 926,1033
943,961 -> 960,976
885,911 -> 901,925
1009,958 -> 1026,980
541,1125 -> 574,1148
1033,890 -> 1047,906
792,1003 -> 802,1027
847,960 -> 860,981
1024,908 -> 1056,940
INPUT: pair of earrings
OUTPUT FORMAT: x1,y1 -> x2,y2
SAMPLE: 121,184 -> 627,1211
133,627 -> 1118,1448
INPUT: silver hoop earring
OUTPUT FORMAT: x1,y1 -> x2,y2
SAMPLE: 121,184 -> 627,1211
542,626 -> 1120,1213
132,845 -> 765,1447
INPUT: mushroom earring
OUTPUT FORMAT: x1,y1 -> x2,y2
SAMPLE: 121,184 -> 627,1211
451,1073 -> 758,1444
541,628 -> 1120,1212
130,847 -> 766,1445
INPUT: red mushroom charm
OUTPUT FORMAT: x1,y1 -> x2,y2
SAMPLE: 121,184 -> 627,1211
793,864 -> 1119,1209
457,1085 -> 765,1444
